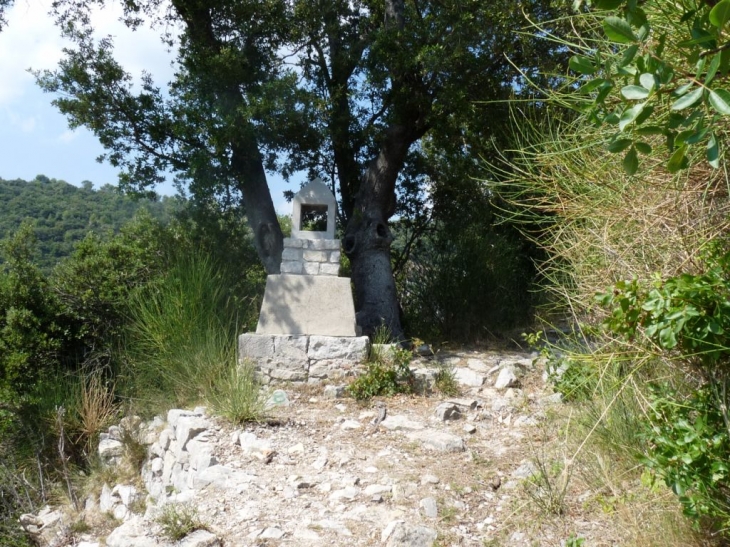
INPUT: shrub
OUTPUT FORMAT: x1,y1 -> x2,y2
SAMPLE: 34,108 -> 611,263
155,503 -> 206,541
598,248 -> 730,532
348,341 -> 414,401
0,222 -> 67,398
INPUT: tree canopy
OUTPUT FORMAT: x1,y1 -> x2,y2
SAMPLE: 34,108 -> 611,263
0,175 -> 177,271
35,0 -> 566,337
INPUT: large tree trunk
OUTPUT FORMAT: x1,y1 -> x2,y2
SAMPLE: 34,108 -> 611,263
344,125 -> 417,340
173,0 -> 283,274
231,139 -> 283,275
339,0 -> 431,340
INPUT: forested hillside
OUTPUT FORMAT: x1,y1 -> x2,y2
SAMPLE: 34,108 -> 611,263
0,175 -> 178,270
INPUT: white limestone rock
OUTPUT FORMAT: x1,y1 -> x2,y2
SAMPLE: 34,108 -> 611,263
98,438 -> 123,464
382,521 -> 437,547
380,415 -> 425,432
178,529 -> 221,547
105,516 -> 163,547
434,403 -> 461,421
454,368 -> 485,387
494,366 -> 520,389
419,497 -> 438,518
407,430 -> 465,453
308,336 -> 369,360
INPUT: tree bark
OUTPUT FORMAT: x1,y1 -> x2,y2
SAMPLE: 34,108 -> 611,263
173,0 -> 283,274
231,137 -> 283,274
339,0 -> 431,339
344,125 -> 422,339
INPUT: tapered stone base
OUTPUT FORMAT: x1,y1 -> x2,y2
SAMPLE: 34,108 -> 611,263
256,275 -> 358,337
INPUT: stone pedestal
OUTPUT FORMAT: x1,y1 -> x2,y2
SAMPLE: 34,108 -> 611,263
238,177 -> 366,384
239,333 -> 369,384
256,275 -> 357,336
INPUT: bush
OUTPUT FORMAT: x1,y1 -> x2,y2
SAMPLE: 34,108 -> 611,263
0,222 -> 67,398
397,177 -> 536,343
598,248 -> 730,532
348,341 -> 414,401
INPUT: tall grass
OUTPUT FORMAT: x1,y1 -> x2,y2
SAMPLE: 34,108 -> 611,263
120,249 -> 264,420
121,250 -> 241,412
490,112 -> 730,319
486,99 -> 730,543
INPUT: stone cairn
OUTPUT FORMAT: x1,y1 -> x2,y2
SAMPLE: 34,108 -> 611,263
239,178 -> 369,384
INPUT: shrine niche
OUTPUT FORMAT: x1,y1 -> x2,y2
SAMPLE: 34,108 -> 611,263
291,177 -> 336,240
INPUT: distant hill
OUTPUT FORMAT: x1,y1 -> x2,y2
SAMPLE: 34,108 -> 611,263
0,175 -> 179,271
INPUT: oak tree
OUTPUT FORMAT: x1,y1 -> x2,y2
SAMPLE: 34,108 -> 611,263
37,0 -> 562,337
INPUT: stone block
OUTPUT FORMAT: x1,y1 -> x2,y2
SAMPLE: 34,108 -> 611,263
303,250 -> 329,262
319,263 -> 340,276
280,261 -> 303,274
273,335 -> 309,359
303,262 -> 320,275
256,275 -> 357,336
308,359 -> 359,380
282,247 -> 303,261
308,336 -> 369,360
283,237 -> 304,248
269,367 -> 308,382
238,333 -> 274,360
307,239 -> 341,250
329,251 -> 341,263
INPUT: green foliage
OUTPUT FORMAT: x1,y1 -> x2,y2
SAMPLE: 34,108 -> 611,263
597,247 -> 730,364
0,222 -> 66,397
599,247 -> 730,533
565,1 -> 730,174
348,340 -> 414,401
121,250 -> 241,410
0,213 -> 172,402
0,176 -> 176,272
52,212 -> 170,357
155,503 -> 206,541
564,535 -> 586,547
434,365 -> 460,397
546,353 -> 597,403
398,178 -> 536,342
642,384 -> 730,529
171,204 -> 266,333
206,362 -> 264,424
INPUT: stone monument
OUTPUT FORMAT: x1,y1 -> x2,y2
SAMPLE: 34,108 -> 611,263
238,178 -> 369,383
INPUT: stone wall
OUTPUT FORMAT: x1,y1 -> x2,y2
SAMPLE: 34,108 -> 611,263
239,333 -> 369,384
280,237 -> 340,276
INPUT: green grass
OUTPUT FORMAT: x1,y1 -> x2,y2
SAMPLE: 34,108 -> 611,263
206,361 -> 264,424
155,502 -> 207,541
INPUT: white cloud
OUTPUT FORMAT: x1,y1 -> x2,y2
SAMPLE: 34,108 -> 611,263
57,129 -> 78,143
4,109 -> 38,133
0,0 -> 178,108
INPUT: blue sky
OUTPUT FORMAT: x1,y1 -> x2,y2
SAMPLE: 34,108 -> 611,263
0,0 -> 296,211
